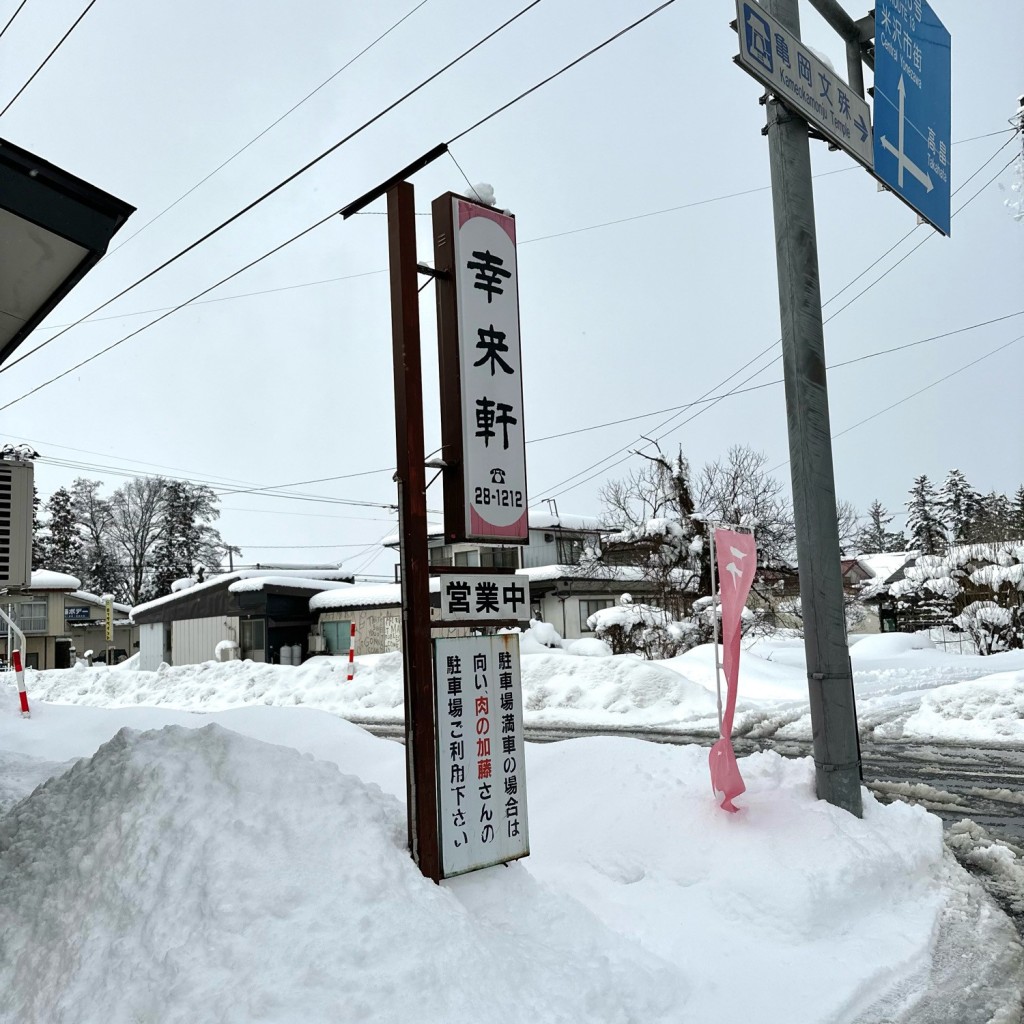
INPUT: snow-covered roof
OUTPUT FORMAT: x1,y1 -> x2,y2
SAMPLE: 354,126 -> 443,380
856,551 -> 915,583
132,568 -> 352,617
383,512 -> 609,547
310,578 -> 440,612
26,569 -> 82,591
521,564 -> 655,584
69,590 -> 132,615
229,577 -> 353,595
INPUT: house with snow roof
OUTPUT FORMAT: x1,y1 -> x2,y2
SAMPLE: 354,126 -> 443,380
372,511 -> 662,644
0,569 -> 135,668
130,566 -> 353,670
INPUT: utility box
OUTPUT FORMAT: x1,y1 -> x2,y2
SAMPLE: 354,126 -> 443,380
0,459 -> 34,589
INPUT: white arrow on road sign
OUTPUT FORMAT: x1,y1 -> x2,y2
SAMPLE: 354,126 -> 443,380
878,75 -> 933,193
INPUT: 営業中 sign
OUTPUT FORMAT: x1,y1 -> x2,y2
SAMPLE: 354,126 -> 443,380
433,633 -> 529,878
437,571 -> 530,625
432,193 -> 528,544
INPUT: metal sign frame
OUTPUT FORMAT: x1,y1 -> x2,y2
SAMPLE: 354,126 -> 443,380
735,0 -> 873,169
433,633 -> 529,878
432,192 -> 529,546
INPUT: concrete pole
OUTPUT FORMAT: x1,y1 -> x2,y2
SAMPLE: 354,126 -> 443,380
764,0 -> 863,816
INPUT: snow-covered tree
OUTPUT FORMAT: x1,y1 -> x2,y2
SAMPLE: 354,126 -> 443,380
1013,486 -> 1024,537
696,445 -> 795,569
71,478 -> 119,597
906,475 -> 945,555
150,481 -> 225,598
855,499 -> 906,553
44,487 -> 82,575
937,469 -> 981,545
973,490 -> 1014,543
600,445 -> 705,616
887,541 -> 1024,653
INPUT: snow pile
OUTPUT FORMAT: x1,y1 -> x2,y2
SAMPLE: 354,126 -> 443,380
2,715 -> 1019,1023
0,725 -> 673,1023
523,652 -> 717,725
898,670 -> 1024,744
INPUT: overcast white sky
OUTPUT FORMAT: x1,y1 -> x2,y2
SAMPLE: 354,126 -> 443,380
1,0 -> 1020,580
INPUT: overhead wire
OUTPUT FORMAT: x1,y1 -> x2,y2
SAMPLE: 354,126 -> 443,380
0,0 -> 30,43
0,0 -> 683,423
0,0 -> 546,376
0,0 -> 98,117
533,129 -> 1023,503
8,7 -> 1017,531
27,126 -> 1006,335
105,0 -> 434,257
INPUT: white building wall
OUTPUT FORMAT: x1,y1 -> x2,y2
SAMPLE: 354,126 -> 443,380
172,615 -> 239,666
138,622 -> 165,671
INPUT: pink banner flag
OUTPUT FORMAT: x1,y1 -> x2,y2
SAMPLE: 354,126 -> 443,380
709,528 -> 757,812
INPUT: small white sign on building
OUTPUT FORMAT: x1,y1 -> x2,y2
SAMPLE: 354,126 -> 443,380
437,572 -> 530,623
433,633 -> 529,878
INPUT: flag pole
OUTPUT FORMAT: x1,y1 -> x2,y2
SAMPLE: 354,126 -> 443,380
709,524 -> 723,735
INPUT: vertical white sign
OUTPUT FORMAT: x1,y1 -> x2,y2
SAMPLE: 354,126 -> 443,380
451,198 -> 528,542
434,633 -> 529,877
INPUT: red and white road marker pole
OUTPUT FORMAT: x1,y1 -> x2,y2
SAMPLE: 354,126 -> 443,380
346,622 -> 356,682
12,649 -> 29,717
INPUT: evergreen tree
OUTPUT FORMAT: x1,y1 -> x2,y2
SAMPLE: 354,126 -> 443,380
45,487 -> 82,575
937,469 -> 980,544
150,481 -> 225,599
855,499 -> 906,553
906,475 -> 945,555
31,485 -> 49,570
1013,486 -> 1024,538
973,490 -> 1013,543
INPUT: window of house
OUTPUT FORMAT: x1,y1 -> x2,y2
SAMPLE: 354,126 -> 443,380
557,535 -> 584,565
18,600 -> 47,633
323,620 -> 352,655
240,618 -> 266,660
480,546 -> 519,569
579,599 -> 613,633
454,549 -> 480,567
429,545 -> 453,566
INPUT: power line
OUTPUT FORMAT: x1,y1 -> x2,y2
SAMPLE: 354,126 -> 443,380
0,0 -> 30,43
28,126 -> 1012,334
763,332 -> 1024,477
0,0 -> 98,118
105,0 -> 434,257
447,0 -> 676,145
532,131 -> 1022,503
831,334 -> 1024,442
0,209 -> 342,413
0,0 -> 545,377
0,0 -> 683,419
526,310 -> 1024,445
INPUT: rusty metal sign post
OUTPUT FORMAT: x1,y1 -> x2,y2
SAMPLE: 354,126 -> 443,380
387,180 -> 441,883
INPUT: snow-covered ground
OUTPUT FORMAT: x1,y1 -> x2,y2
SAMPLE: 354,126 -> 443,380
2,633 -> 1024,1022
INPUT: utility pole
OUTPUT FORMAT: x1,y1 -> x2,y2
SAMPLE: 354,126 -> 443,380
763,0 -> 863,816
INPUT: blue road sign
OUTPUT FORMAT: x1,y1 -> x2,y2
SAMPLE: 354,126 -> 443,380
872,0 -> 951,235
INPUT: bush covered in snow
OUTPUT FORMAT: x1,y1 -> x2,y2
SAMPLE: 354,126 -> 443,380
585,593 -> 750,660
884,542 -> 1024,653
